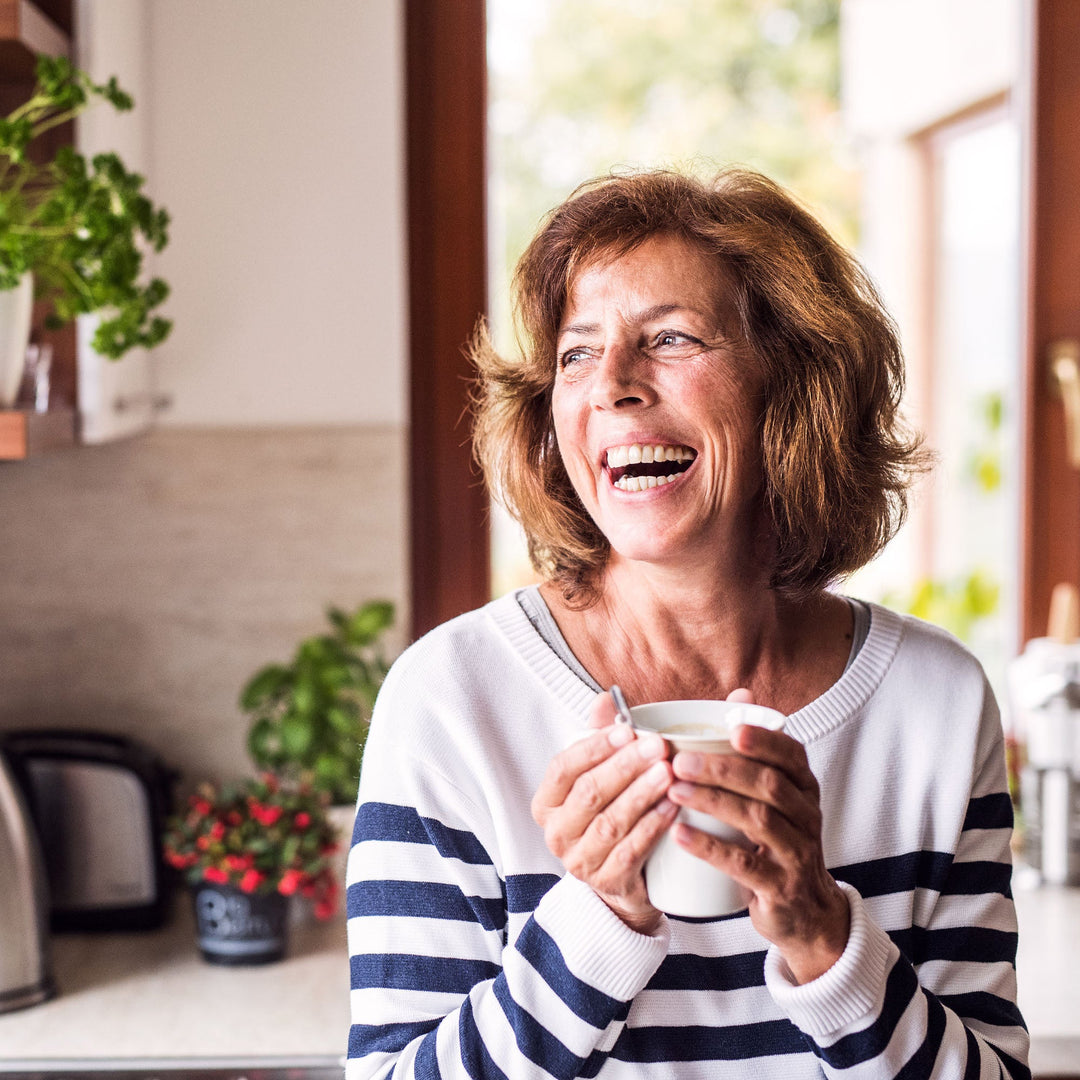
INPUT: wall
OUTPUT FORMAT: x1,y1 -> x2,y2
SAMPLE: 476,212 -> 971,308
148,0 -> 407,427
0,0 -> 409,790
839,0 -> 1021,604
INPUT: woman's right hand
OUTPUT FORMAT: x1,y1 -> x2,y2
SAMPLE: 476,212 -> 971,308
531,691 -> 677,934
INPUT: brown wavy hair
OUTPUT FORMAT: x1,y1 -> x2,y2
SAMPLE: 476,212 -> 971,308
472,168 -> 926,605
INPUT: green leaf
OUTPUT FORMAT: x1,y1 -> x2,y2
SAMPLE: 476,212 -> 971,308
347,601 -> 395,645
247,717 -> 282,768
280,713 -> 314,759
240,664 -> 291,710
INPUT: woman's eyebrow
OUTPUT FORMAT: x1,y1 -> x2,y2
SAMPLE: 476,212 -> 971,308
559,304 -> 710,339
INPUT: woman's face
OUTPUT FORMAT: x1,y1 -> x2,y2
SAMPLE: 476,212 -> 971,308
551,232 -> 765,573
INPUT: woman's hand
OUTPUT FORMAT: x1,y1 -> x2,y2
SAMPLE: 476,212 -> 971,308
531,691 -> 677,934
668,691 -> 850,983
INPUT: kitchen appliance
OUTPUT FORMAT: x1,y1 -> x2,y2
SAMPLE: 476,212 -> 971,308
1008,582 -> 1080,884
0,730 -> 176,931
0,745 -> 54,1013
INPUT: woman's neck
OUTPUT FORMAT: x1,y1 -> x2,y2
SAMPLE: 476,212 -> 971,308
539,561 -> 853,715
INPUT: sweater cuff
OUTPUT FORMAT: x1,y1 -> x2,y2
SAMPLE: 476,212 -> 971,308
763,880 -> 896,1038
533,873 -> 670,1002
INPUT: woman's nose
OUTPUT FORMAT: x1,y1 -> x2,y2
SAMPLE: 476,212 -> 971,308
589,343 -> 656,410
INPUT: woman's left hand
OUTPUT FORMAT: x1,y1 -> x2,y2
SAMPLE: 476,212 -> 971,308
667,693 -> 850,984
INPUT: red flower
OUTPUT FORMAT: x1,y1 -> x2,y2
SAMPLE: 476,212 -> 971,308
224,854 -> 251,872
191,797 -> 212,817
209,820 -> 226,841
164,847 -> 197,869
278,868 -> 304,896
196,835 -> 211,852
239,869 -> 264,893
203,866 -> 229,885
313,896 -> 337,920
255,804 -> 283,827
294,811 -> 311,829
227,810 -> 243,826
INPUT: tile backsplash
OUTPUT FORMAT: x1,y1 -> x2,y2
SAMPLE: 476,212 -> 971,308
0,426 -> 407,793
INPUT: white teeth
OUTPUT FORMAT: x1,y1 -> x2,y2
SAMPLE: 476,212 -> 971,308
605,443 -> 694,468
613,473 -> 677,492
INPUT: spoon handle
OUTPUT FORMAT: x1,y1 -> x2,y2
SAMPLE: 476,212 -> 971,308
610,684 -> 634,726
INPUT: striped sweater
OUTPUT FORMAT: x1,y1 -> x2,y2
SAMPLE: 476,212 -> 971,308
345,590 -> 1029,1079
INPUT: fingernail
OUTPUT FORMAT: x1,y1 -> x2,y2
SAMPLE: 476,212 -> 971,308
674,751 -> 703,777
608,724 -> 635,746
656,798 -> 678,819
637,733 -> 666,760
669,781 -> 695,801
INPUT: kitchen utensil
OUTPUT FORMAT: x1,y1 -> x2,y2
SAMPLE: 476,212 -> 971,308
0,747 -> 55,1013
1,730 -> 176,931
610,684 -> 634,729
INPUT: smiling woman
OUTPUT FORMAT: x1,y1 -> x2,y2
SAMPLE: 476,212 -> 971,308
344,168 -> 1028,1080
473,169 -> 921,609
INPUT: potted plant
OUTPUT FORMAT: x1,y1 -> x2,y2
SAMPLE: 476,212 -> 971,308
241,600 -> 395,807
162,773 -> 339,965
0,54 -> 171,406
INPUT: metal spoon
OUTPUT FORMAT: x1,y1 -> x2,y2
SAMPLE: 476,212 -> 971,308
610,684 -> 635,728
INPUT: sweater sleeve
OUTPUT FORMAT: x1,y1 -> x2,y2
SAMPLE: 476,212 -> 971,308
344,691 -> 670,1079
764,697 -> 1030,1080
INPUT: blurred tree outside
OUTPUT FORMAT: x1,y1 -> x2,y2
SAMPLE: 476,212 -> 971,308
488,0 -> 858,358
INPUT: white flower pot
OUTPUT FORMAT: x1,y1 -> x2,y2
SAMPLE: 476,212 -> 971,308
0,274 -> 34,409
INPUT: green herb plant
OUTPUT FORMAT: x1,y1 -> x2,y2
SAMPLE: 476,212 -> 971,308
0,55 -> 170,357
242,601 -> 395,805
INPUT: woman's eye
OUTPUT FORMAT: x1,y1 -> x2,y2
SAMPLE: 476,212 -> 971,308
655,331 -> 694,348
559,347 -> 588,368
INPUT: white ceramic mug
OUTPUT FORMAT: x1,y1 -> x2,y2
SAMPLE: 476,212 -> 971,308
631,699 -> 787,918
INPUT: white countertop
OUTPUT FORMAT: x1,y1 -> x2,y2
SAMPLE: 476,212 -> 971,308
0,900 -> 349,1065
0,882 -> 1076,1074
1015,880 -> 1080,1077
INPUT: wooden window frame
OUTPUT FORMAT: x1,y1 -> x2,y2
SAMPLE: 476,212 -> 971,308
1020,0 -> 1080,643
405,0 -> 490,641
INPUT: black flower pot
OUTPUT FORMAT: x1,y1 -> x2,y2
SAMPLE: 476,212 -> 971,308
191,883 -> 289,965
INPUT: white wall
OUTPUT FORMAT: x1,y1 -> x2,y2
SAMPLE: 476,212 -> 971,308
843,0 -> 1020,139
145,0 -> 407,427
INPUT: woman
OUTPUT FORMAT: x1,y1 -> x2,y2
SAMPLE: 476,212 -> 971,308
345,169 -> 1028,1079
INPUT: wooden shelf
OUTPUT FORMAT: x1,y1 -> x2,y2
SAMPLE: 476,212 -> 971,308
0,0 -> 70,74
0,406 -> 75,459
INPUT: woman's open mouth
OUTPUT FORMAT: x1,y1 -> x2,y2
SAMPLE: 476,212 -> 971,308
605,443 -> 697,492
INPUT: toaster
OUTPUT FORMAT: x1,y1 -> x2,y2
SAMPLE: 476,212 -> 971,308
0,730 -> 176,931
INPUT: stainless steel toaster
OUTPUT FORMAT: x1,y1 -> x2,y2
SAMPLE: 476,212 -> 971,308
0,730 -> 176,931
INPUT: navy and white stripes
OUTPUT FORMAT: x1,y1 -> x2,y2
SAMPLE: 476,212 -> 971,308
345,592 -> 1029,1078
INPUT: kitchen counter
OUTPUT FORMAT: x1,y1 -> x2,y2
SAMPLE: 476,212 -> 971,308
1015,879 -> 1080,1077
0,882 -> 1076,1075
0,900 -> 349,1065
